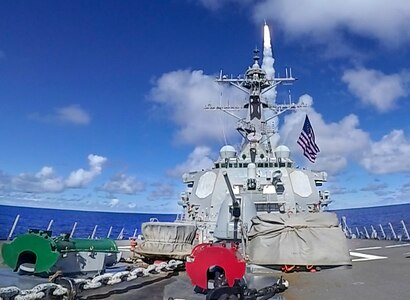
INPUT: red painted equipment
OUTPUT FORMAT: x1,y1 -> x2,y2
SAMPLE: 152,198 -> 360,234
185,242 -> 246,290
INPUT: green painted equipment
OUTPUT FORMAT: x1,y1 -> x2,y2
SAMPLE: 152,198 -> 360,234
1,229 -> 121,274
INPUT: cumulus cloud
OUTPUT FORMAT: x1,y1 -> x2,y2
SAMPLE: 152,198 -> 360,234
280,94 -> 370,174
167,146 -> 214,177
128,202 -> 137,209
30,104 -> 91,125
11,167 -> 65,193
280,94 -> 410,175
0,154 -> 107,194
65,154 -> 107,188
147,182 -> 175,201
55,105 -> 91,125
252,0 -> 410,48
360,130 -> 410,174
360,182 -> 388,192
342,68 -> 409,112
149,69 -> 244,145
109,198 -> 120,208
100,173 -> 145,194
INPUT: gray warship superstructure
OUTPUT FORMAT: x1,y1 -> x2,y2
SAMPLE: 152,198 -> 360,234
137,46 -> 351,268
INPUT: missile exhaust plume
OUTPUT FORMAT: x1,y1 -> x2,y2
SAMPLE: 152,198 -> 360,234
262,23 -> 276,85
262,23 -> 279,147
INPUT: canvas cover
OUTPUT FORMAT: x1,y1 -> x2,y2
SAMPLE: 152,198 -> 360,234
247,212 -> 351,266
136,222 -> 197,260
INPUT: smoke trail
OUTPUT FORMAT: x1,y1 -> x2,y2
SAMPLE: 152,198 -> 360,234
262,24 -> 276,85
262,23 -> 280,148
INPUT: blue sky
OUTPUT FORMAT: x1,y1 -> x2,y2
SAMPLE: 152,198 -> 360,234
1,0 -> 410,212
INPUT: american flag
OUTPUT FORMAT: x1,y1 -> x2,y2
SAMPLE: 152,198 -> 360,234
297,115 -> 320,163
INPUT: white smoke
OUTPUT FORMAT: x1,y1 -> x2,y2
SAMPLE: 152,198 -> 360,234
262,23 -> 276,82
261,23 -> 280,148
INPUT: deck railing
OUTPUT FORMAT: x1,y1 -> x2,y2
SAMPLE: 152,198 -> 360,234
5,214 -> 138,240
341,216 -> 410,241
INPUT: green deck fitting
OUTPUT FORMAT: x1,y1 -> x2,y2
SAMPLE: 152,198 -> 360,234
1,231 -> 60,273
1,230 -> 120,274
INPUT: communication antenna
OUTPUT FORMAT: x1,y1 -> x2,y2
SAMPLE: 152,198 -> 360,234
219,87 -> 228,146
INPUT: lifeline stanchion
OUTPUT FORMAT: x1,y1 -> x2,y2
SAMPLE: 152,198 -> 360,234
7,214 -> 20,240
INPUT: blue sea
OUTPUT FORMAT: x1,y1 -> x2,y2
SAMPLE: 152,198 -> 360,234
0,205 -> 176,240
1,204 -> 410,240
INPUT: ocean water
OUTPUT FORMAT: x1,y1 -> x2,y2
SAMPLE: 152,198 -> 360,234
331,203 -> 410,239
0,205 -> 176,240
1,204 -> 410,240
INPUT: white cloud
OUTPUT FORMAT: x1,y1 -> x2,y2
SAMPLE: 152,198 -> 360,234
342,68 -> 409,112
0,154 -> 107,194
109,198 -> 120,208
100,173 -> 145,194
360,130 -> 410,174
127,202 -> 137,209
11,167 -> 65,193
280,95 -> 370,174
150,69 -> 244,145
55,105 -> 91,125
252,0 -> 410,48
65,154 -> 107,188
30,104 -> 91,125
280,94 -> 410,176
167,146 -> 214,177
148,182 -> 176,201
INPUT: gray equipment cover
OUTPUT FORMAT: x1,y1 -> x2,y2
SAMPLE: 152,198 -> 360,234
136,222 -> 197,260
247,212 -> 351,266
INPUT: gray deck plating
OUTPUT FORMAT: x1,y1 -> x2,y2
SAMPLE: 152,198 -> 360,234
1,239 -> 409,300
163,239 -> 410,300
283,239 -> 410,300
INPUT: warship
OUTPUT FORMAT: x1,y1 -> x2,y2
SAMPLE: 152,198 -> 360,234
136,25 -> 351,271
2,25 -> 410,300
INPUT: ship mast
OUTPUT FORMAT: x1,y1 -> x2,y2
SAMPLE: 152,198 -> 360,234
205,48 -> 307,157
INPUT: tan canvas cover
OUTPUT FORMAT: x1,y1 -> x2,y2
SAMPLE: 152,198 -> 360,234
247,212 -> 351,266
136,222 -> 197,260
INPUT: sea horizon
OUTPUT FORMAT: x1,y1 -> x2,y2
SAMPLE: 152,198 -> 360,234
2,201 -> 410,214
0,203 -> 179,215
2,203 -> 410,241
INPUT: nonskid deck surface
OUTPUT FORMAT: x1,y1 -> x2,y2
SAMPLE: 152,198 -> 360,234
284,239 -> 410,300
1,239 -> 409,300
163,239 -> 410,300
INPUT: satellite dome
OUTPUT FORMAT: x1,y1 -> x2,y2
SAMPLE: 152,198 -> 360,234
220,145 -> 236,160
274,145 -> 290,159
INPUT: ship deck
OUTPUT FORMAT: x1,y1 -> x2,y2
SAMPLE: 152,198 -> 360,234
1,239 -> 410,299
